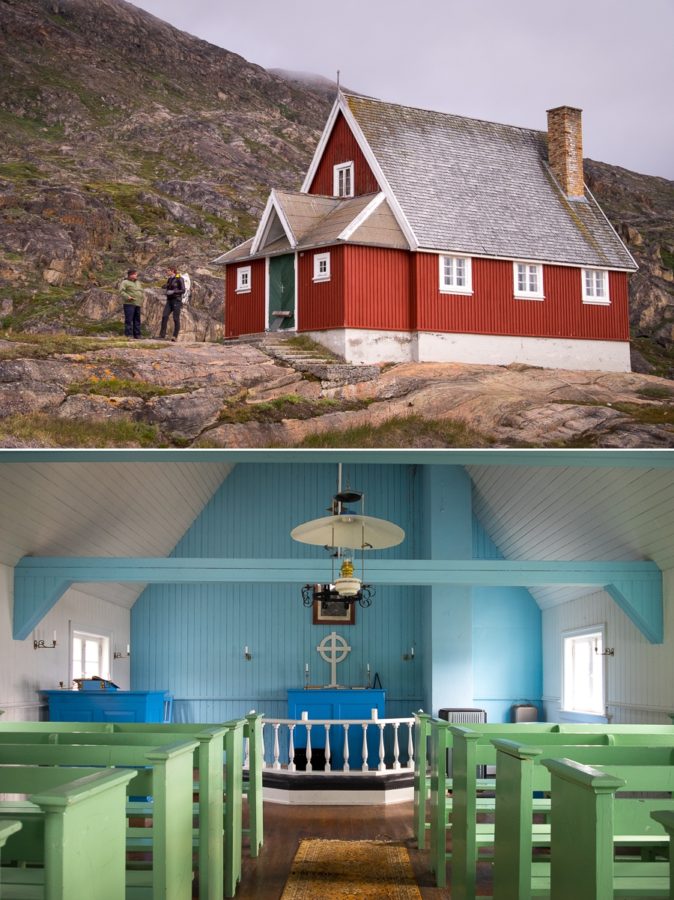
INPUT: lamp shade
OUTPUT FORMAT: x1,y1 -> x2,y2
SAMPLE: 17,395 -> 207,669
290,514 -> 405,550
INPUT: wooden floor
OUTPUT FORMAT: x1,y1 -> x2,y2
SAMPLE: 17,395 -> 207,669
236,800 -> 492,899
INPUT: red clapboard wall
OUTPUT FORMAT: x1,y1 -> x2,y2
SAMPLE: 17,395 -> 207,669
343,246 -> 412,331
225,258 -> 266,337
414,256 -> 629,341
307,112 -> 380,197
297,247 -> 345,331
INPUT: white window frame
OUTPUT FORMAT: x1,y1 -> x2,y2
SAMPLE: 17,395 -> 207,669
513,261 -> 545,300
333,161 -> 354,198
71,629 -> 111,683
439,254 -> 473,295
236,265 -> 251,293
582,268 -> 610,305
313,252 -> 331,282
561,624 -> 606,716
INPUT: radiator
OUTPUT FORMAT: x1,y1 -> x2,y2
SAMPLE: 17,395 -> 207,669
439,707 -> 487,724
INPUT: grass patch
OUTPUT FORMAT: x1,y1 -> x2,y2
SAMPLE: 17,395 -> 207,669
609,402 -> 674,426
0,161 -> 43,181
631,336 -> 674,380
216,393 -> 365,424
0,331 -> 161,359
661,247 -> 674,272
637,385 -> 674,400
66,377 -> 185,400
283,335 -> 338,359
0,413 -> 163,448
293,414 -> 494,448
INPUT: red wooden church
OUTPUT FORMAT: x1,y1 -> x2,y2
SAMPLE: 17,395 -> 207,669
217,92 -> 636,371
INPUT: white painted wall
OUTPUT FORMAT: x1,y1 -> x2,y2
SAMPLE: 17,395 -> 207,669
542,571 -> 674,724
0,564 -> 131,722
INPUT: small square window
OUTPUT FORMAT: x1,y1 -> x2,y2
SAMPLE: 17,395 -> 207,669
439,255 -> 472,294
236,266 -> 251,293
582,269 -> 610,305
313,252 -> 331,282
333,162 -> 354,198
513,262 -> 544,300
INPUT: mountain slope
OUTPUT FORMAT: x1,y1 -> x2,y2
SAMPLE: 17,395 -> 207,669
0,0 -> 331,334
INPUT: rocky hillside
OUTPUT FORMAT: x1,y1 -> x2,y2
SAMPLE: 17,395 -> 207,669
0,0 -> 331,337
0,0 -> 673,373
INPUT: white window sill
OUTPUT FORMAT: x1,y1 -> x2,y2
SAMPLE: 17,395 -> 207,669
235,287 -> 251,294
582,298 -> 610,306
440,288 -> 473,296
514,293 -> 545,301
312,276 -> 331,283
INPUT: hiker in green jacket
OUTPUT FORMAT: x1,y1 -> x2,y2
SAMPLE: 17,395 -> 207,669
119,268 -> 144,339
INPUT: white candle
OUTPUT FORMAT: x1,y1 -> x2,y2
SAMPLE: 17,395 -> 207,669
244,646 -> 249,656
367,663 -> 370,673
305,663 -> 309,673
53,630 -> 57,642
126,644 -> 130,655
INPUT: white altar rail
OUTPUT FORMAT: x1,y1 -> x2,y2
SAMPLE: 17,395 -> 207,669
258,710 -> 415,773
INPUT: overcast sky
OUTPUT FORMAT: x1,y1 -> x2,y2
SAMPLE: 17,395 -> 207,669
131,0 -> 674,180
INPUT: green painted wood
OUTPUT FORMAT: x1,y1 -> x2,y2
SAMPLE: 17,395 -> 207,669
542,758 -> 668,900
650,810 -> 674,899
268,253 -> 295,329
0,819 -> 22,851
491,741 -> 674,900
413,712 -> 431,849
243,712 -> 264,858
2,770 -> 136,900
224,720 -> 244,898
0,740 -> 197,900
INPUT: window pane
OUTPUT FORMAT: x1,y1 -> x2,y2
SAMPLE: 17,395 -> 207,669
456,259 -> 465,285
585,271 -> 593,295
517,265 -> 526,291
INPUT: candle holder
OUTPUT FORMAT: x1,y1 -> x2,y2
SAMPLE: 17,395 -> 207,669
34,639 -> 57,650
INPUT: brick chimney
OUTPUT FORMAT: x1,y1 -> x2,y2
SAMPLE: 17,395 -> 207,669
546,106 -> 584,199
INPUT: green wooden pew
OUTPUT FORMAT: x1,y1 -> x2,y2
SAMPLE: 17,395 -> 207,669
542,758 -> 672,899
0,740 -> 197,900
492,740 -> 674,900
650,810 -> 674,899
0,768 -> 136,900
431,720 -> 674,894
0,713 -> 264,894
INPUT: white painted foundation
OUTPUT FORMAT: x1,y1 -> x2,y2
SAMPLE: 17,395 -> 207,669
304,329 -> 632,373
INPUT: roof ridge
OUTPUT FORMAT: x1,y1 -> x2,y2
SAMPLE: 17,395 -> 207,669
342,91 -> 546,137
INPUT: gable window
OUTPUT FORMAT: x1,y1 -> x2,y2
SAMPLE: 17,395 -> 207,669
236,265 -> 251,293
72,630 -> 110,682
313,252 -> 331,282
582,268 -> 610,305
333,162 -> 354,198
562,626 -> 605,716
514,262 -> 544,300
439,255 -> 472,295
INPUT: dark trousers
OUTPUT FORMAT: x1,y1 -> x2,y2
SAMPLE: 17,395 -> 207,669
160,297 -> 182,339
123,303 -> 141,338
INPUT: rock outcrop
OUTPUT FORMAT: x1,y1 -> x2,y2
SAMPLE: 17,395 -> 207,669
2,336 -> 674,448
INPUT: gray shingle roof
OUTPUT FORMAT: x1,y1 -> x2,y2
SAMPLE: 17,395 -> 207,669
214,190 -> 408,263
345,94 -> 636,270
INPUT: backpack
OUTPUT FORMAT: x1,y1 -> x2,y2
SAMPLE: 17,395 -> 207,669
180,272 -> 191,305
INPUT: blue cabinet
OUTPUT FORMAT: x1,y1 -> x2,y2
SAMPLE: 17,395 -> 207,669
287,688 -> 385,769
41,690 -> 173,723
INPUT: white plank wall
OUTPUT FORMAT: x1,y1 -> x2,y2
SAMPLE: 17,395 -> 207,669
0,564 -> 130,721
542,571 -> 674,724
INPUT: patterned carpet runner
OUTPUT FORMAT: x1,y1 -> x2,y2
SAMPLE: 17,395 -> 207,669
280,838 -> 422,899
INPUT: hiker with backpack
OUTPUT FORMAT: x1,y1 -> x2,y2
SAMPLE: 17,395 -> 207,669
159,266 -> 185,341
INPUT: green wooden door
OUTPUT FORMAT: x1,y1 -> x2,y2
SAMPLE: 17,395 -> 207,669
268,253 -> 295,330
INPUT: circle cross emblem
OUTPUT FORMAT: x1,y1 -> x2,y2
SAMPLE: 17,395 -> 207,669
317,631 -> 352,688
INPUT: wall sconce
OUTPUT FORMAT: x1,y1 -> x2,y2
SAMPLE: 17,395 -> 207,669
244,646 -> 252,661
113,645 -> 131,660
34,632 -> 57,650
402,645 -> 415,662
595,646 -> 615,656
